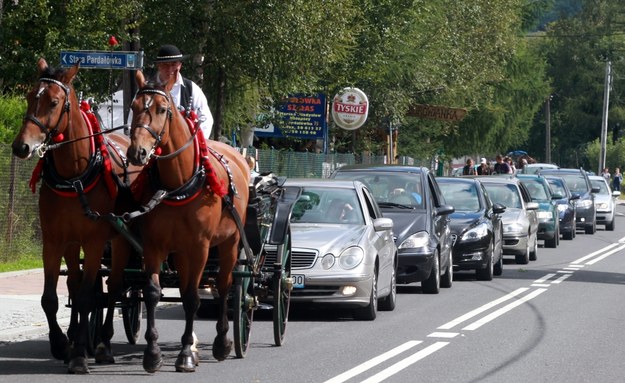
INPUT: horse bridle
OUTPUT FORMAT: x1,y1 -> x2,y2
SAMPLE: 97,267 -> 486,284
131,88 -> 198,160
24,77 -> 71,157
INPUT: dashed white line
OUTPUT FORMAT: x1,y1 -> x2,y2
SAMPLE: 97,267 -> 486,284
360,342 -> 449,383
534,273 -> 557,283
462,288 -> 548,331
551,274 -> 571,284
427,332 -> 459,338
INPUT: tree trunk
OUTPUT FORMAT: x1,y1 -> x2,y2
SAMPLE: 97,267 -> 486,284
214,65 -> 226,141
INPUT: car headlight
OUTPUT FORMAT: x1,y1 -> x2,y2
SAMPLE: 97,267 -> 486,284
504,222 -> 524,234
321,254 -> 335,269
460,224 -> 488,241
398,231 -> 429,249
537,211 -> 552,219
577,199 -> 592,208
338,247 -> 364,269
557,204 -> 568,212
597,202 -> 609,209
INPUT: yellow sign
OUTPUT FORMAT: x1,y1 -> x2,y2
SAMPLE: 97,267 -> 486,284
408,104 -> 467,122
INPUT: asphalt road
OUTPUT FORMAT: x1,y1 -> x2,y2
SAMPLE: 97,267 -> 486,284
1,205 -> 625,382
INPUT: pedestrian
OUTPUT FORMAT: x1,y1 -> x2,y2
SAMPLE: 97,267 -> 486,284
131,44 -> 214,140
462,158 -> 476,175
246,155 -> 259,182
613,167 -> 622,192
477,158 -> 491,175
601,167 -> 611,183
506,157 -> 516,174
493,154 -> 510,174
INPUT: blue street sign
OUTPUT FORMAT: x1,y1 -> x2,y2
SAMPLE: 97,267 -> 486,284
59,50 -> 143,70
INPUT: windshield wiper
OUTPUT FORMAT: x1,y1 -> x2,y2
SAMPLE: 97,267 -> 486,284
377,202 -> 414,209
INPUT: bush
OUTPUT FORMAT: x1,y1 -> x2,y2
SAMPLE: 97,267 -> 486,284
0,94 -> 26,145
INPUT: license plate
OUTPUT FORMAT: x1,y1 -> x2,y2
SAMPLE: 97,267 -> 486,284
291,274 -> 305,288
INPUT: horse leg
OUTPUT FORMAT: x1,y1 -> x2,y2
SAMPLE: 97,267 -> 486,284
96,237 -> 131,364
41,242 -> 70,361
212,241 -> 238,361
143,270 -> 163,373
67,242 -> 105,374
174,256 -> 204,372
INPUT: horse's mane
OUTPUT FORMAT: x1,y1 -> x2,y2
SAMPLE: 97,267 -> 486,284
40,65 -> 66,80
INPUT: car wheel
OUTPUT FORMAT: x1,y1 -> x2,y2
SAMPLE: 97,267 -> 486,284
516,240 -> 530,264
607,219 -> 615,231
545,234 -> 557,248
378,262 -> 396,311
440,250 -> 453,288
422,251 -> 440,294
354,267 -> 377,320
529,234 -> 538,261
476,243 -> 494,281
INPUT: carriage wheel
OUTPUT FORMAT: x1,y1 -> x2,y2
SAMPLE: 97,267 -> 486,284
122,288 -> 142,345
233,272 -> 254,358
272,228 -> 292,346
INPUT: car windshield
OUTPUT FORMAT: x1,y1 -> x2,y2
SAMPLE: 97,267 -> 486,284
333,171 -> 423,208
438,182 -> 480,212
546,179 -> 567,197
521,179 -> 550,202
553,174 -> 588,193
290,187 -> 364,225
482,183 -> 522,209
590,179 -> 610,195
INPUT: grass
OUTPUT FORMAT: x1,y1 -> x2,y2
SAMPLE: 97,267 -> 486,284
0,256 -> 43,273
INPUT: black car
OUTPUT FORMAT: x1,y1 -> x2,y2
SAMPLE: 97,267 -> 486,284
540,168 -> 599,234
437,177 -> 506,280
331,165 -> 455,294
544,175 -> 579,240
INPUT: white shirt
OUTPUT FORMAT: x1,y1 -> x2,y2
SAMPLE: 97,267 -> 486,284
127,73 -> 214,140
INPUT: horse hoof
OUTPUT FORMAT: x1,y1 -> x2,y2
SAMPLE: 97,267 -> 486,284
50,333 -> 70,360
143,353 -> 163,374
67,357 -> 90,374
212,337 -> 232,361
94,344 -> 115,364
175,355 -> 197,372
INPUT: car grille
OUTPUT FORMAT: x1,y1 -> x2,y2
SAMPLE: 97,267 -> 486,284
262,247 -> 317,269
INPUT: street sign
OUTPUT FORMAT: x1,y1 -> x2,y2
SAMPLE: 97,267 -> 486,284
59,50 -> 143,70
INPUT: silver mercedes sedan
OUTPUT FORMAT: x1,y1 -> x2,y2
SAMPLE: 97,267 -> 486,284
284,179 -> 397,320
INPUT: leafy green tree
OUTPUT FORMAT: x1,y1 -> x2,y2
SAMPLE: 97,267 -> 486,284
0,94 -> 25,144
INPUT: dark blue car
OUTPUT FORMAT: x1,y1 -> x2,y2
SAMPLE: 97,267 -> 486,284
544,175 -> 579,240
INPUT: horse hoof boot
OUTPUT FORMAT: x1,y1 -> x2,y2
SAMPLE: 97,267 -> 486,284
68,356 -> 90,374
175,355 -> 197,373
143,352 -> 163,374
94,344 -> 115,364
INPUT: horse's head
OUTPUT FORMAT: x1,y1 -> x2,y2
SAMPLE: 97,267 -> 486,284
126,70 -> 176,166
12,58 -> 80,159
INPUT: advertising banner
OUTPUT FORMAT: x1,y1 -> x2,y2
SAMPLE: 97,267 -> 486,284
254,94 -> 327,139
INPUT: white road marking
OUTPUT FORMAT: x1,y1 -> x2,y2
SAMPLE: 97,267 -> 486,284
534,273 -> 557,283
531,283 -> 550,287
462,288 -> 547,331
566,264 -> 584,269
572,243 -> 620,264
359,342 -> 449,383
585,244 -> 625,265
557,270 -> 574,274
427,332 -> 459,338
437,288 -> 529,330
323,341 -> 422,383
551,274 -> 571,284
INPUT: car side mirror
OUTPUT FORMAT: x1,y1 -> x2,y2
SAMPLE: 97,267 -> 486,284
591,186 -> 600,193
526,201 -> 539,210
373,217 -> 394,232
436,204 -> 455,216
551,193 -> 563,199
612,191 -> 621,198
570,192 -> 581,201
492,203 -> 506,214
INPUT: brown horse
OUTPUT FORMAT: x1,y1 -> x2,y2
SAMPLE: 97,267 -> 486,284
11,58 -> 141,374
126,70 -> 250,373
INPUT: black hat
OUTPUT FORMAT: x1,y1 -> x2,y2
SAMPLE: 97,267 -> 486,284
154,44 -> 188,63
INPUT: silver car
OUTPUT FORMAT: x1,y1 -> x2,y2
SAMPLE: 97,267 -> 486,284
477,177 -> 539,264
589,175 -> 619,231
284,179 -> 397,320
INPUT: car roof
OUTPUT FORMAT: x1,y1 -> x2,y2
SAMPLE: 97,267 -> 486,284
283,178 -> 362,189
474,175 -> 520,185
540,168 -> 585,174
588,175 -> 608,182
334,164 -> 427,174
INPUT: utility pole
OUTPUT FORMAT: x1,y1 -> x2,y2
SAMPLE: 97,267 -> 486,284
599,60 -> 612,174
545,95 -> 551,164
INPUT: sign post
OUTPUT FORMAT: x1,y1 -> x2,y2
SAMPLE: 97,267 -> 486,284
59,50 -> 143,70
